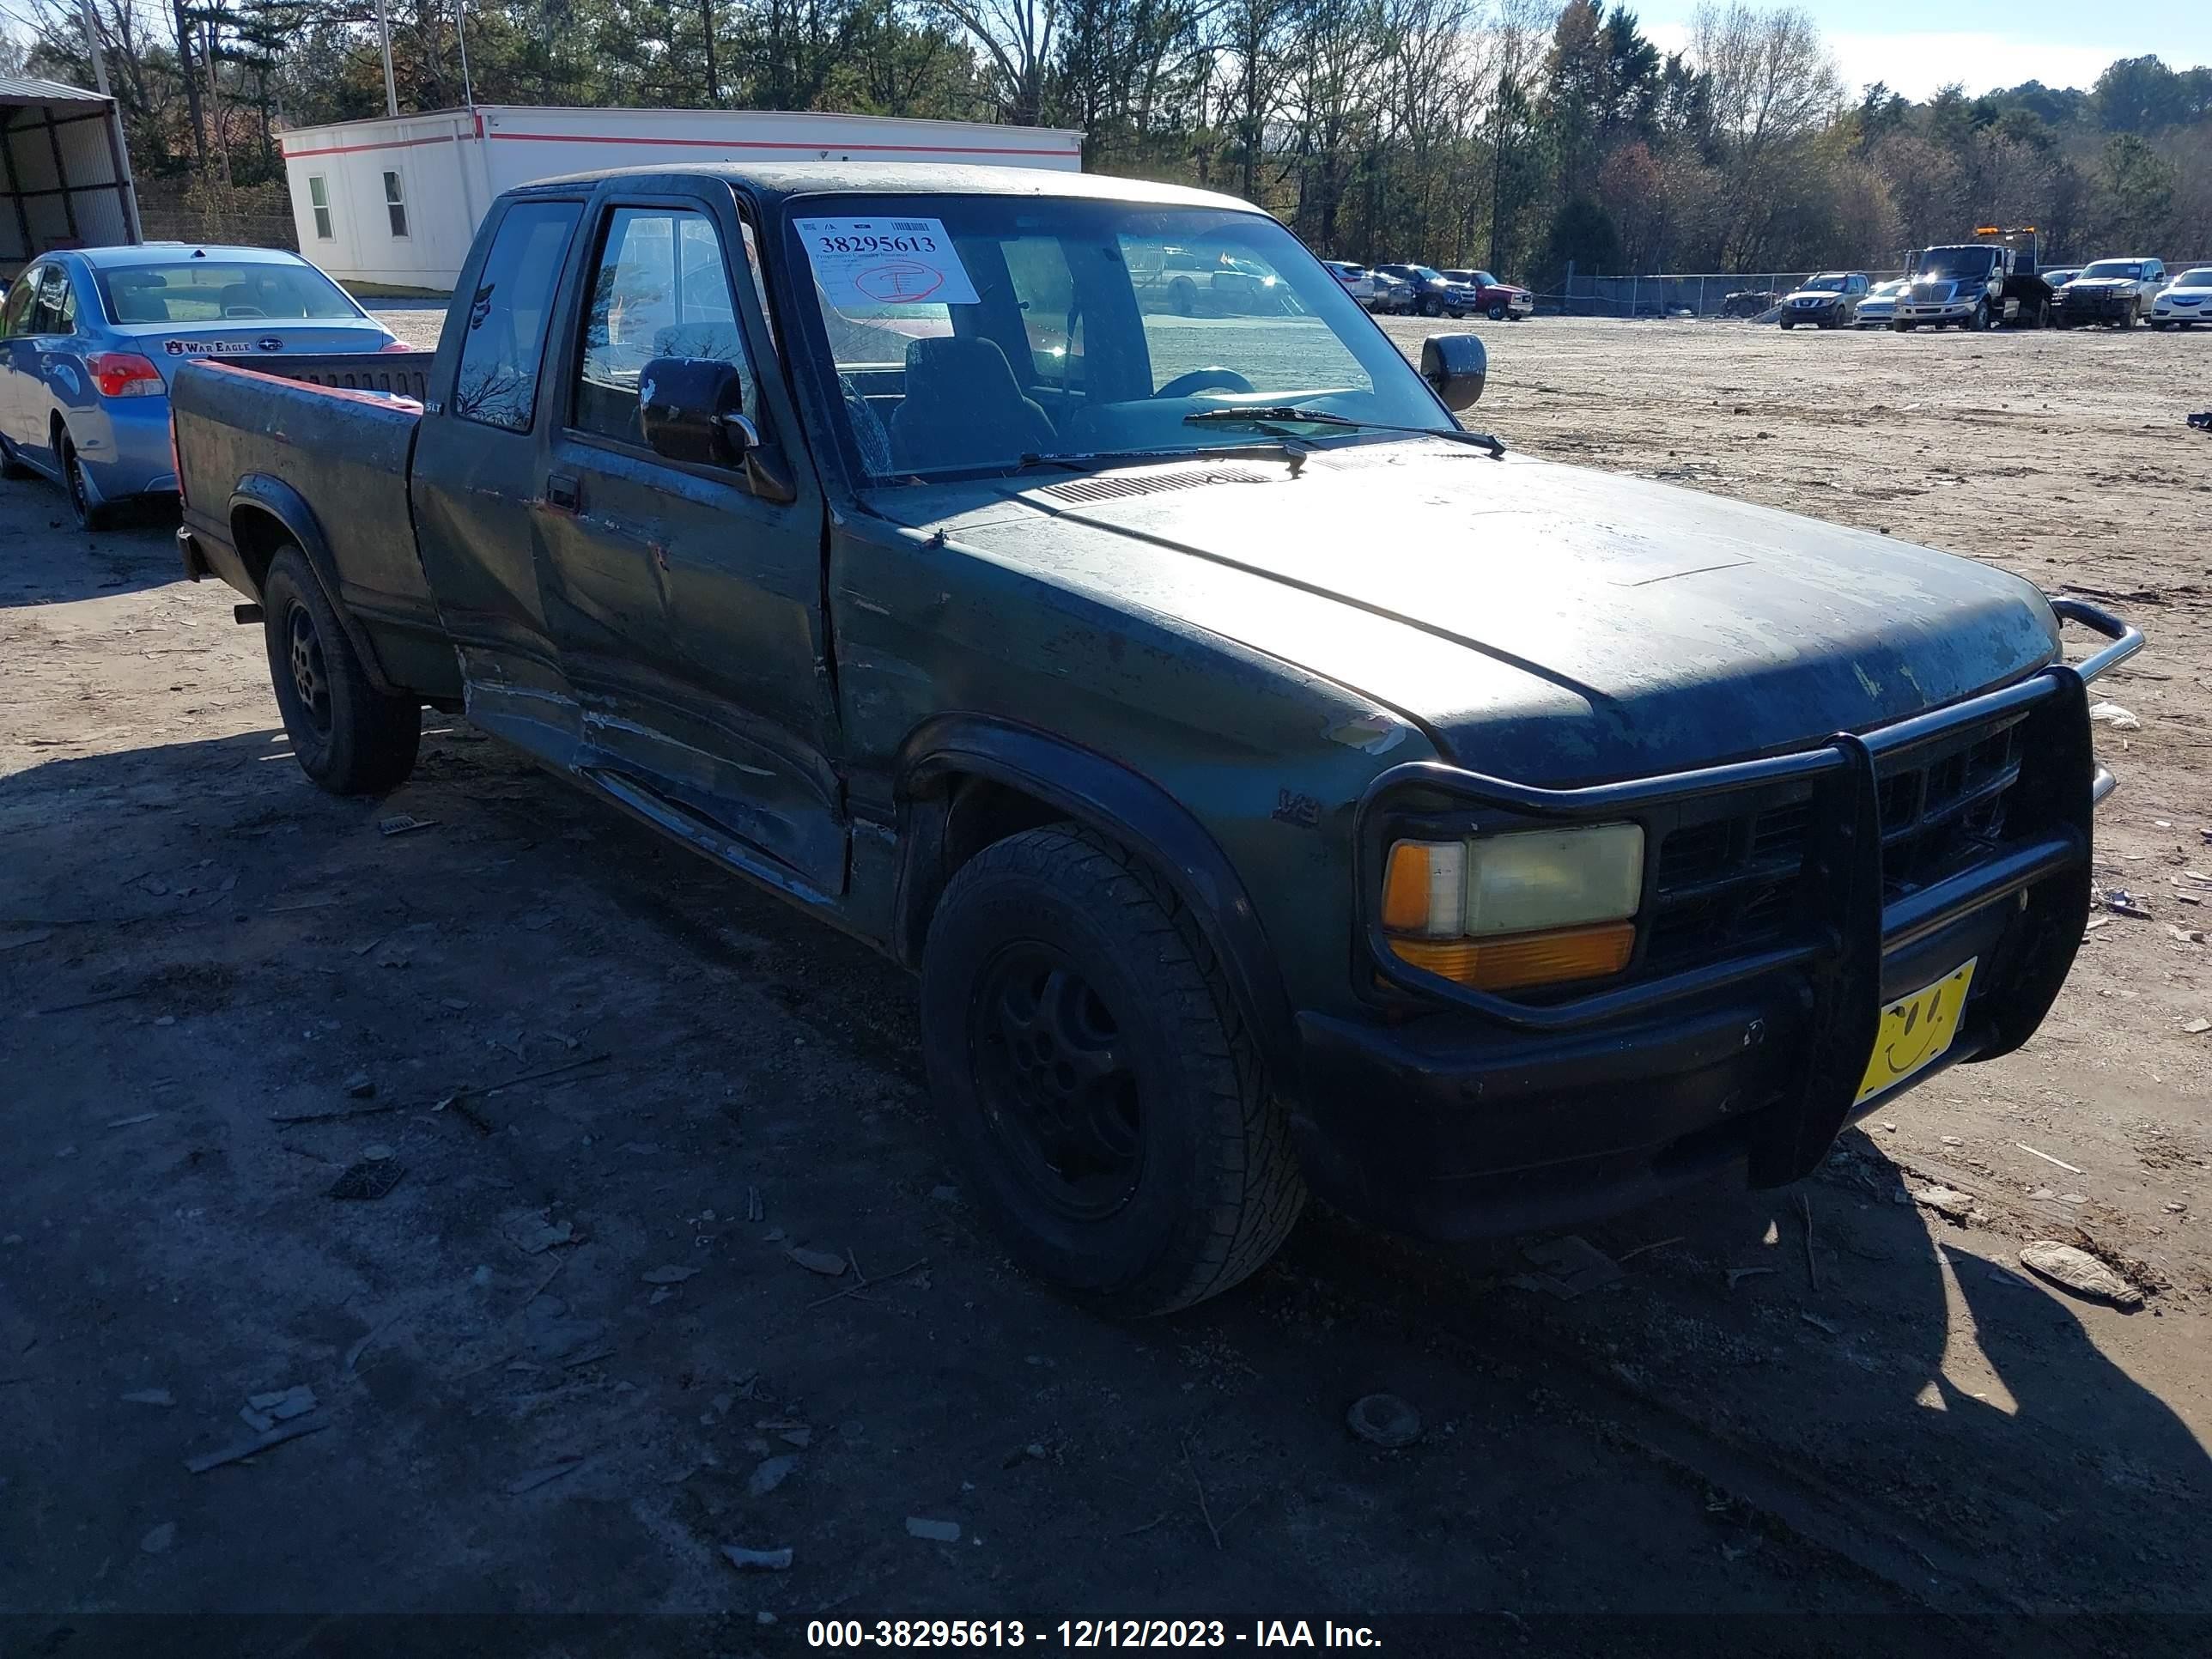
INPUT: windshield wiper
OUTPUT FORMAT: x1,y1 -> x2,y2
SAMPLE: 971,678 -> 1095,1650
1182,405 -> 1505,459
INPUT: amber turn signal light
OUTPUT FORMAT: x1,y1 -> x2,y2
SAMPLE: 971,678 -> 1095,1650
1387,921 -> 1635,992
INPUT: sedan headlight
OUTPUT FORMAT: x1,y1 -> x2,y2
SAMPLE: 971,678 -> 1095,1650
1380,823 -> 1644,991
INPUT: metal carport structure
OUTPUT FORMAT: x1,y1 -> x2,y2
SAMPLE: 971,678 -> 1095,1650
0,75 -> 141,277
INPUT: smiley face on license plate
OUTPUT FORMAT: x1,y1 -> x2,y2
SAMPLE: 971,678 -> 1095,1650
1855,959 -> 1977,1107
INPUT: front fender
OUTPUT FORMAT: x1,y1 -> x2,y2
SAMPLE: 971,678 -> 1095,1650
895,714 -> 1300,1097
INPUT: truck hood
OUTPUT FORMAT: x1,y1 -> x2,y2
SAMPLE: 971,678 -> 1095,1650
2067,276 -> 2138,291
872,442 -> 2059,785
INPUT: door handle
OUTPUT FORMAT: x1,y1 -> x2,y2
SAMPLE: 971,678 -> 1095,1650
545,472 -> 580,512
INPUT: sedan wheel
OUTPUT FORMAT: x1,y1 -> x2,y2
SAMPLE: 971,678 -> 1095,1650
61,435 -> 117,532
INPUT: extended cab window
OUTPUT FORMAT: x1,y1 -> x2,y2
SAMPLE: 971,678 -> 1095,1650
454,199 -> 582,434
574,207 -> 755,447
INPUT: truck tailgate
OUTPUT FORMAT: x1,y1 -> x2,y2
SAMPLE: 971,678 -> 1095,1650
171,356 -> 432,622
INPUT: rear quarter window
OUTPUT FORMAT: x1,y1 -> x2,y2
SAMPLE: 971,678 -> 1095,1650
453,200 -> 583,434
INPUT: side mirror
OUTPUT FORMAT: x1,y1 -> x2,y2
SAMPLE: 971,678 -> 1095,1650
1420,333 -> 1486,410
639,356 -> 756,466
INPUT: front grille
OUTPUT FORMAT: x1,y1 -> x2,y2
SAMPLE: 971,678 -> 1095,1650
1641,713 -> 2029,973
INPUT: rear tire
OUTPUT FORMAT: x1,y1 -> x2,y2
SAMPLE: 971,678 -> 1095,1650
920,824 -> 1306,1316
60,432 -> 118,531
261,546 -> 421,795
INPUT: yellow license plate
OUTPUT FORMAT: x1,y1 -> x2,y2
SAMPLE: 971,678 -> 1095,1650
1855,958 -> 1978,1106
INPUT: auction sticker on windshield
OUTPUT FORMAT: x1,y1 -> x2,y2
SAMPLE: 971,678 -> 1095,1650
794,217 -> 980,307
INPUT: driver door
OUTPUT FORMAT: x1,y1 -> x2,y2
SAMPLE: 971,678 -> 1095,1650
537,185 -> 842,893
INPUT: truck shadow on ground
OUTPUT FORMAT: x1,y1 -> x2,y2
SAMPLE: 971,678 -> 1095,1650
2,724 -> 2204,1627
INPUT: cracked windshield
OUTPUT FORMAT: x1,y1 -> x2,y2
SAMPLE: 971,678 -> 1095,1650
793,196 -> 1453,480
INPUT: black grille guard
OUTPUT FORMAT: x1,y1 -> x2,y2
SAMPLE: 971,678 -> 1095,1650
1353,598 -> 2141,1036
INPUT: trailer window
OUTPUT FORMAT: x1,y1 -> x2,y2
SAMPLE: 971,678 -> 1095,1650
308,175 -> 333,240
383,172 -> 408,240
454,200 -> 582,434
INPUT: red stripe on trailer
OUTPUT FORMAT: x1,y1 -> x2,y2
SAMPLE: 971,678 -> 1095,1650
281,131 -> 462,160
485,130 -> 1077,157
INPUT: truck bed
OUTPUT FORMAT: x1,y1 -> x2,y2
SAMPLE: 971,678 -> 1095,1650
171,354 -> 453,698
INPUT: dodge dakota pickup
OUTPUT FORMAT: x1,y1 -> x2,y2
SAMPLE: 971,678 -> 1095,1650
172,163 -> 2140,1315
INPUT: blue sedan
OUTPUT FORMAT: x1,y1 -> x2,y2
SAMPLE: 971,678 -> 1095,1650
0,244 -> 398,530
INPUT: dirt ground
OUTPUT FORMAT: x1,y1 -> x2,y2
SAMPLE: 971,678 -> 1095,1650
3,314 -> 2207,1653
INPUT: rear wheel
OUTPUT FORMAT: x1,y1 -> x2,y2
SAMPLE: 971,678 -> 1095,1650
921,825 -> 1306,1315
262,547 -> 421,795
59,432 -> 118,531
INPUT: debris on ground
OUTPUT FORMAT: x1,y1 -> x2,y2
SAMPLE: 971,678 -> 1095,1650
1799,1312 -> 1842,1336
2185,1018 -> 2211,1036
327,1160 -> 405,1200
2018,1242 -> 2144,1309
639,1265 -> 698,1285
1346,1393 -> 1423,1449
106,1112 -> 159,1129
139,1522 -> 177,1554
506,1456 -> 587,1495
120,1388 -> 173,1407
2100,889 -> 2154,920
787,1247 -> 848,1277
2087,701 -> 2140,730
343,1073 -> 376,1099
747,1455 -> 799,1496
905,1516 -> 962,1543
238,1384 -> 317,1432
2171,926 -> 2208,945
1510,1234 -> 1623,1299
2017,1143 -> 2084,1176
377,814 -> 438,837
722,1544 -> 793,1571
1911,1183 -> 1978,1223
1726,1267 -> 1777,1290
505,1211 -> 577,1255
183,1412 -> 331,1474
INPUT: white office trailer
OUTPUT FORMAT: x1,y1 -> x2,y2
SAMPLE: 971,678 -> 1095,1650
281,106 -> 1085,291
0,76 -> 142,279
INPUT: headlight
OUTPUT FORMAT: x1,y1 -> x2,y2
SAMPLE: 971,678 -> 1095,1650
1380,824 -> 1644,991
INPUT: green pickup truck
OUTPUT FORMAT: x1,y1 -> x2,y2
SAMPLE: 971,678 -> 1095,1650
171,164 -> 2138,1313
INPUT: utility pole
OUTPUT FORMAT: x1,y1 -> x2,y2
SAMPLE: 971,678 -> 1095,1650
701,0 -> 720,106
458,0 -> 475,107
77,0 -> 112,96
377,0 -> 399,118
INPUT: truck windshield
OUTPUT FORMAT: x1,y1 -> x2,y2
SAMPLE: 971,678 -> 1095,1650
1915,248 -> 1997,280
94,259 -> 362,325
2080,261 -> 2144,280
1804,276 -> 1847,291
788,196 -> 1453,483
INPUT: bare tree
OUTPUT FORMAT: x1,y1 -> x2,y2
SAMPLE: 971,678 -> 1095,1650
933,0 -> 1059,122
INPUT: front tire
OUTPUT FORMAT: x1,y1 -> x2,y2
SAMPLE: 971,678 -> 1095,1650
921,825 -> 1306,1316
262,547 -> 421,795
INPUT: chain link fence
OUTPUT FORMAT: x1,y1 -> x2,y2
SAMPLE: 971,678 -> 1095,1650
134,180 -> 298,252
1548,270 -> 1911,319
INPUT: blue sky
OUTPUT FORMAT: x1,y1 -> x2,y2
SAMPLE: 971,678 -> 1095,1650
1630,4 -> 2211,100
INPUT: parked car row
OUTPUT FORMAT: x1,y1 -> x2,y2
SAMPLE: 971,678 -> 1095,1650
1322,260 -> 1534,321
1765,255 -> 2211,334
0,241 -> 403,529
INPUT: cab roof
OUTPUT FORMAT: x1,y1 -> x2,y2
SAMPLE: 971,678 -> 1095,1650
508,160 -> 1262,216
